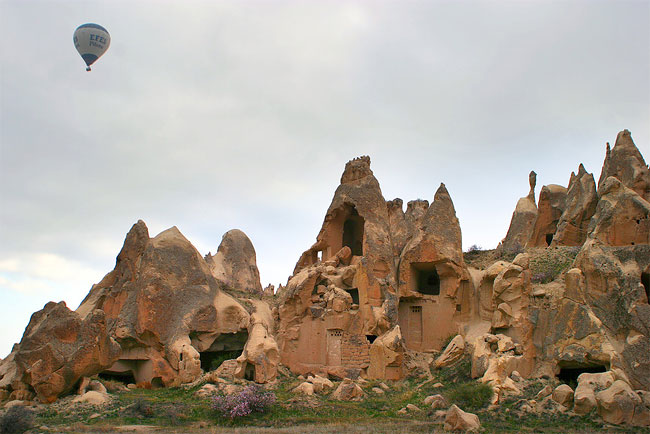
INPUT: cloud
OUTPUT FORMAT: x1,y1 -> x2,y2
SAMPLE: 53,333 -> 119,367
0,0 -> 648,358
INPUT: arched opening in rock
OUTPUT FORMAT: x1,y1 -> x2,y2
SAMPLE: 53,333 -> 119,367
642,272 -> 650,302
151,377 -> 164,388
195,331 -> 248,372
411,263 -> 440,295
345,288 -> 359,305
545,233 -> 554,246
366,335 -> 377,344
342,209 -> 364,256
98,370 -> 136,386
557,364 -> 607,388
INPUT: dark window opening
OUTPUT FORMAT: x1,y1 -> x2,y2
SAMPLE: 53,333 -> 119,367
642,272 -> 650,303
342,209 -> 364,256
179,353 -> 183,362
557,365 -> 607,388
151,377 -> 163,388
244,363 -> 255,381
366,335 -> 377,344
193,331 -> 248,372
416,268 -> 440,295
456,304 -> 462,312
99,371 -> 136,385
545,233 -> 554,246
199,349 -> 243,372
346,288 -> 359,305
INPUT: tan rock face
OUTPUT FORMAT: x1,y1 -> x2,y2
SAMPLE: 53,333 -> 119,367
73,222 -> 253,389
0,302 -> 120,403
553,164 -> 598,246
528,184 -> 568,247
596,380 -> 645,426
598,130 -> 650,203
573,242 -> 650,390
206,229 -> 263,294
277,157 -> 468,380
587,177 -> 650,246
500,171 -> 537,254
367,326 -> 406,380
235,306 -> 280,384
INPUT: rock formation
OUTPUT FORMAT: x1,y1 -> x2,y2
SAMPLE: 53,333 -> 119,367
0,302 -> 120,403
276,156 -> 470,380
598,129 -> 650,202
552,164 -> 598,246
1,129 -> 649,428
0,221 -> 278,402
528,184 -> 568,247
205,229 -> 263,294
500,171 -> 538,253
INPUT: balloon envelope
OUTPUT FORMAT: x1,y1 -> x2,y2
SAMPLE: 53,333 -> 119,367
73,23 -> 110,70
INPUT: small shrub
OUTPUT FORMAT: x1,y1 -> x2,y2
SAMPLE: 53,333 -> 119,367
531,271 -> 554,284
467,244 -> 482,253
436,357 -> 472,384
212,385 -> 276,419
440,334 -> 458,351
447,382 -> 493,411
0,406 -> 34,434
128,398 -> 154,418
500,242 -> 524,261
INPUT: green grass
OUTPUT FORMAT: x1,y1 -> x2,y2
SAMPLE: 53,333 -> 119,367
529,247 -> 580,283
30,362 -> 643,433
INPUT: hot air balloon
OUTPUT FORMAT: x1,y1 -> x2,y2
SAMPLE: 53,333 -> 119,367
73,23 -> 110,71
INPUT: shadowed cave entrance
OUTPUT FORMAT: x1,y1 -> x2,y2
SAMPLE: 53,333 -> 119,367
345,288 -> 360,305
557,363 -> 607,388
342,208 -> 364,256
642,272 -> 650,303
411,263 -> 441,295
545,233 -> 554,246
98,370 -> 136,385
196,331 -> 248,372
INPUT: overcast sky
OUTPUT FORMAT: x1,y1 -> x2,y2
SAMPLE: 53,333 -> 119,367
1,0 -> 648,358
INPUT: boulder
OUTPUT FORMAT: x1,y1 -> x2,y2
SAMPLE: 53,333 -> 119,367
292,382 -> 315,396
72,391 -> 109,406
434,335 -> 465,368
574,371 -> 616,415
406,403 -> 421,412
368,326 -> 406,380
424,394 -> 449,410
194,384 -> 219,398
444,404 -> 481,432
596,380 -> 644,425
0,301 -> 120,403
552,384 -> 574,408
331,378 -> 364,401
311,375 -> 334,393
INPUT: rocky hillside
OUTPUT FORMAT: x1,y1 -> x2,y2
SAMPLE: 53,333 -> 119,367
0,129 -> 648,430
